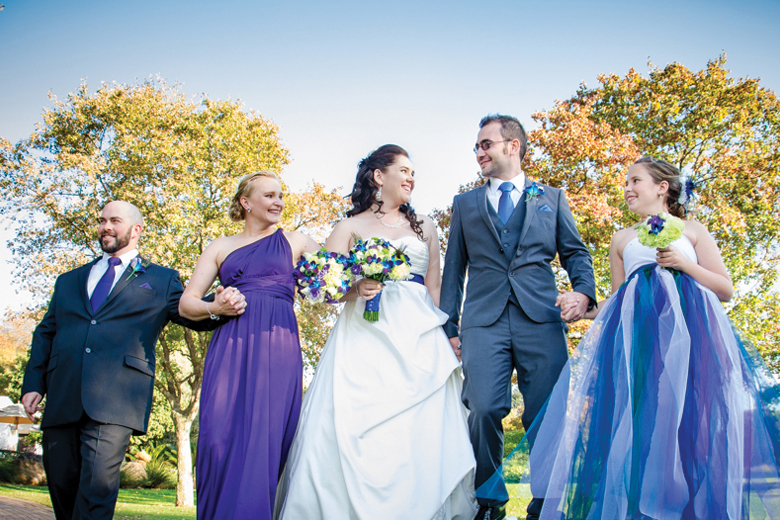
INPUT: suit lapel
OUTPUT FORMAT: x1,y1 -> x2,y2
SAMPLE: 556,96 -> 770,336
519,177 -> 540,244
95,255 -> 145,314
475,183 -> 501,246
80,258 -> 100,316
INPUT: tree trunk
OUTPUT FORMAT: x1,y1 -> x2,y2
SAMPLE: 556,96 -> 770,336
173,413 -> 195,507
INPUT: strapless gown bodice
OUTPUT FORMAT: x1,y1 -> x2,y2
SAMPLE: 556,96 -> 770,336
623,235 -> 697,278
390,235 -> 429,278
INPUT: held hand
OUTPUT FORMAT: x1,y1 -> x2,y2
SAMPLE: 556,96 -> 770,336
557,291 -> 589,323
655,246 -> 691,272
22,392 -> 43,421
449,336 -> 462,362
212,286 -> 247,317
356,278 -> 383,301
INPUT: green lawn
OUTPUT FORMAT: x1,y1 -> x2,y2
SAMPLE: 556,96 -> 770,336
0,485 -> 196,520
1,483 -> 530,519
506,484 -> 532,517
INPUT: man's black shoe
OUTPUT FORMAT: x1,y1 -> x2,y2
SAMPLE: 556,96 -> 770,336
473,503 -> 507,520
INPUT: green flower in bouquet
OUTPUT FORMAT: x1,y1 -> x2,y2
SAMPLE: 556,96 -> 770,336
636,212 -> 685,249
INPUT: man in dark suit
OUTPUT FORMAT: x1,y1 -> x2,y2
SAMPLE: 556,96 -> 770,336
21,201 -> 246,520
440,115 -> 597,520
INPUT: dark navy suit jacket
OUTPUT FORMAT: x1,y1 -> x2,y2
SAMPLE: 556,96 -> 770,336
440,178 -> 596,338
22,257 -> 218,434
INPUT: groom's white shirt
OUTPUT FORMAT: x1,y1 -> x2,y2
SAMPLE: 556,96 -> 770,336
486,173 -> 525,213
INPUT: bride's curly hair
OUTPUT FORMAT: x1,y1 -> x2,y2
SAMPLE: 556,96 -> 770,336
347,144 -> 425,240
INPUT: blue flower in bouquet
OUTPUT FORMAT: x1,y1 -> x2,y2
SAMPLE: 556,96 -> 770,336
646,215 -> 665,235
295,249 -> 352,304
348,237 -> 412,321
523,182 -> 544,202
636,212 -> 685,249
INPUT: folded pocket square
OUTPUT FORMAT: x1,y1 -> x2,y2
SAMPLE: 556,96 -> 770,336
539,204 -> 553,212
139,282 -> 153,290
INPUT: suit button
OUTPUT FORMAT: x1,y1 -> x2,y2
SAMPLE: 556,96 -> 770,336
499,248 -> 505,254
503,243 -> 509,248
85,348 -> 91,354
502,229 -> 508,234
91,320 -> 97,325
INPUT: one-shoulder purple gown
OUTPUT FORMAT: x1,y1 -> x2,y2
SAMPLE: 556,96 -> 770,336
197,229 -> 302,519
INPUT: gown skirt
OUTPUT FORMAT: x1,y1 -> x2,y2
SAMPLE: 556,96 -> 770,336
275,236 -> 476,520
486,254 -> 780,519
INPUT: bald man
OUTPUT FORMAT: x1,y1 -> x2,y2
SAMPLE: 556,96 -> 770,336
21,201 -> 246,520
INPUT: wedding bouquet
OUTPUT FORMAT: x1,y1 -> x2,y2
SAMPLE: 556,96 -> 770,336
294,249 -> 352,304
348,237 -> 412,321
637,212 -> 685,249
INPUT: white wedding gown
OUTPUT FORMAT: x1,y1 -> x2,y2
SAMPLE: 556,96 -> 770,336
275,235 -> 477,520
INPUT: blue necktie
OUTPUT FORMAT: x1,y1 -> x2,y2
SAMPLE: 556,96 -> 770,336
91,257 -> 122,312
497,182 -> 515,224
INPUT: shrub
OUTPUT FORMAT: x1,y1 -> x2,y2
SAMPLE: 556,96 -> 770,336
140,459 -> 176,489
119,461 -> 146,489
0,452 -> 17,483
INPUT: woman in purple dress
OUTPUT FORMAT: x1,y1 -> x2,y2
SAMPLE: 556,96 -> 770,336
180,171 -> 319,519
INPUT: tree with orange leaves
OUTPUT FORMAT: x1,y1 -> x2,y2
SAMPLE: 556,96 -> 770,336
434,56 -> 780,371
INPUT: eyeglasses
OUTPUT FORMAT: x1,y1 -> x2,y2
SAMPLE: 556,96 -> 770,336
473,140 -> 510,154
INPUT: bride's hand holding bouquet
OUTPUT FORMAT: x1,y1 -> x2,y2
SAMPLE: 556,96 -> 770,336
349,236 -> 412,321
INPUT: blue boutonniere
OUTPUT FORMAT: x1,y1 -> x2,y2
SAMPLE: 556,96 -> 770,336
125,257 -> 151,281
523,182 -> 545,202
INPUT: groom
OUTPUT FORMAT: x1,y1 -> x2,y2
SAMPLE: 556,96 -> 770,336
440,114 -> 596,520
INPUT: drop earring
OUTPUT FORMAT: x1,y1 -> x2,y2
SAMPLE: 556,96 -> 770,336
376,186 -> 382,201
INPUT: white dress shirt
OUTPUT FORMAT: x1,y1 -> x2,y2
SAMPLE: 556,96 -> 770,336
87,249 -> 139,298
486,174 -> 525,214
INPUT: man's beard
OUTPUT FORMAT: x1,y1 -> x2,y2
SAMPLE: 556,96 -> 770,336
100,228 -> 132,254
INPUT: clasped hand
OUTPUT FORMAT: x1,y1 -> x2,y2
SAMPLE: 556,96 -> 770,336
555,291 -> 589,323
211,286 -> 248,316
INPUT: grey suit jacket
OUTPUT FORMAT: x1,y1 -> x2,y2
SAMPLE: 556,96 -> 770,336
440,178 -> 596,338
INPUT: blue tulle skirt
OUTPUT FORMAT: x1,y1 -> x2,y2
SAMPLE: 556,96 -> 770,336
480,264 -> 780,519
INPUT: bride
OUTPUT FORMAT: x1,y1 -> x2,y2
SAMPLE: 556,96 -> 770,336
275,145 -> 476,520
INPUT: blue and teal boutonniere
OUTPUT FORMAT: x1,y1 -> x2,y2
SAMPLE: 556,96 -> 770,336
523,182 -> 544,202
125,257 -> 151,281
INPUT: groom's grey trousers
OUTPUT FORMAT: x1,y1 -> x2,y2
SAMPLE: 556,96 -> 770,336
460,300 -> 568,502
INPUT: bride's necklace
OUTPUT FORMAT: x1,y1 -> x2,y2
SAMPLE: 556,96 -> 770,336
378,213 -> 404,228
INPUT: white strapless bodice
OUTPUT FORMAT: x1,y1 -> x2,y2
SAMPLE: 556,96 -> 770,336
623,235 -> 697,278
390,235 -> 429,277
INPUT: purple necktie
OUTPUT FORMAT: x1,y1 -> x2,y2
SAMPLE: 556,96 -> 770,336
90,257 -> 122,313
498,182 -> 514,224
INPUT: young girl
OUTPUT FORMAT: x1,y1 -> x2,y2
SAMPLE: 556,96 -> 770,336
494,157 -> 780,519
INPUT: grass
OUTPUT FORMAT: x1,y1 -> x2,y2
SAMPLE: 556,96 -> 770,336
506,484 -> 532,517
0,485 -> 196,520
1,483 -> 531,518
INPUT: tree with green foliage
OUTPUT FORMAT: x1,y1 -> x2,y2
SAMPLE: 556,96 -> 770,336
0,78 -> 345,505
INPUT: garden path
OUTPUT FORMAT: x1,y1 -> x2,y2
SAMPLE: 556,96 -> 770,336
0,495 -> 54,519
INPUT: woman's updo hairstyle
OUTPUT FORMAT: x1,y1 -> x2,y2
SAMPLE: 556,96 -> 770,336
229,171 -> 281,222
634,156 -> 686,218
347,144 -> 425,240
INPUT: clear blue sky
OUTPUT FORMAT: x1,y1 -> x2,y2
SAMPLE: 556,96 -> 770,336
1,0 -> 779,312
